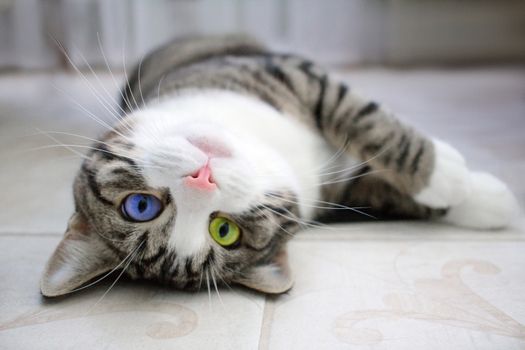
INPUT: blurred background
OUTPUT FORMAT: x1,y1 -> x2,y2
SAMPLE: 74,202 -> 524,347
1,0 -> 525,70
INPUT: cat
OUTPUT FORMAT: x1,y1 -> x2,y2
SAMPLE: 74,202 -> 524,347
40,36 -> 520,297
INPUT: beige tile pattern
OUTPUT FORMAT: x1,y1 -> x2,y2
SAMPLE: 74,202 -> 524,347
266,235 -> 525,350
0,67 -> 524,349
0,235 -> 265,350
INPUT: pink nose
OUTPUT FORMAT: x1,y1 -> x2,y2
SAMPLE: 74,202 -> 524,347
184,162 -> 217,191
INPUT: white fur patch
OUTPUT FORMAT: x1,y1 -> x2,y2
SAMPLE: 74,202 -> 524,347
414,139 -> 471,208
443,172 -> 520,229
129,90 -> 336,257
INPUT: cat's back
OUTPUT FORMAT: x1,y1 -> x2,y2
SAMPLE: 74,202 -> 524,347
122,35 -> 265,112
121,35 -> 316,122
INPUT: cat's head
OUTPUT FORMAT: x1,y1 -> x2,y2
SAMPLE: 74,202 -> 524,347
40,93 -> 303,297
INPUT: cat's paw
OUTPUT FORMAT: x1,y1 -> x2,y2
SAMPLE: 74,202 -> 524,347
443,172 -> 520,229
414,139 -> 471,208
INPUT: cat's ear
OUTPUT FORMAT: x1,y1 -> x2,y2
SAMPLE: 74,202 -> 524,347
40,212 -> 117,297
235,248 -> 294,294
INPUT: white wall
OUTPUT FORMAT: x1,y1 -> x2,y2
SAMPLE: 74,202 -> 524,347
0,0 -> 57,69
0,0 -> 524,70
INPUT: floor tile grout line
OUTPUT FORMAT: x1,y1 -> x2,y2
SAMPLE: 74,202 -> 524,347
257,296 -> 277,350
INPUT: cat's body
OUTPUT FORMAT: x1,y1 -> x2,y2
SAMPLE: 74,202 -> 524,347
41,36 -> 519,297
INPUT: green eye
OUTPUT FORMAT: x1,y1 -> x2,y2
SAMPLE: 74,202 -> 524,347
209,216 -> 241,247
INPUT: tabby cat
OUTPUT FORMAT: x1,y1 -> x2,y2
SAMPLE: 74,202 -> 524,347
40,36 -> 519,297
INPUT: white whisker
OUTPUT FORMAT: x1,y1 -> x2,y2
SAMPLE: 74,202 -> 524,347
51,83 -> 131,141
157,74 -> 166,105
266,193 -> 375,219
74,48 -> 127,126
121,33 -> 141,112
68,240 -> 145,295
253,207 -> 297,237
33,128 -> 90,161
211,267 -> 264,312
96,32 -> 132,118
137,54 -> 147,108
31,130 -> 112,147
205,269 -> 212,311
314,137 -> 349,172
23,144 -> 160,168
210,268 -> 225,309
314,168 -> 387,187
258,203 -> 332,231
317,144 -> 392,178
84,240 -> 145,316
51,38 -> 128,132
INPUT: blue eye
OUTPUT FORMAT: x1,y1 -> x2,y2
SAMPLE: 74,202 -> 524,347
122,193 -> 163,222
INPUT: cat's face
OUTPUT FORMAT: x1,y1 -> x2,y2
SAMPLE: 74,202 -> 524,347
41,97 -> 302,297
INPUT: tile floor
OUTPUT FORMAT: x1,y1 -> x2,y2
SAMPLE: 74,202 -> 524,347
0,67 -> 524,349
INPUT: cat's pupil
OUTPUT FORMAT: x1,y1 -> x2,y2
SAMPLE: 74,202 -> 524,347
219,222 -> 230,237
138,198 -> 148,213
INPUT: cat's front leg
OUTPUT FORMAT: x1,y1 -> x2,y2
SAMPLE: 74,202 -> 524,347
308,83 -> 519,229
413,139 -> 471,208
415,139 -> 519,229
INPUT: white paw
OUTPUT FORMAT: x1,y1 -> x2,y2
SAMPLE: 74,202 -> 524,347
443,172 -> 520,229
414,139 -> 471,208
